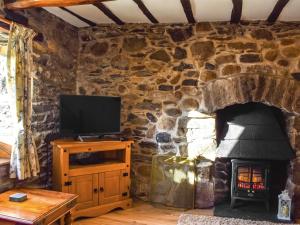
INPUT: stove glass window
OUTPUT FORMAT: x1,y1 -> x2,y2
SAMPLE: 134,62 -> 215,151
237,166 -> 266,190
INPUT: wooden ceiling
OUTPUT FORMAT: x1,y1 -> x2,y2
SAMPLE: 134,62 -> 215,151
5,0 -> 300,28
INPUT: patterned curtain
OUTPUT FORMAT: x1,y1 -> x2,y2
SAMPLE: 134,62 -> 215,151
7,23 -> 40,180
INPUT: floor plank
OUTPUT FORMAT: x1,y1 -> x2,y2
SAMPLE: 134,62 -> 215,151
74,200 -> 213,225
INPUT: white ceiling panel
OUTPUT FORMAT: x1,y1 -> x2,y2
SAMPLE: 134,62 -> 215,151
143,0 -> 187,23
103,0 -> 150,23
279,0 -> 300,21
43,0 -> 300,28
242,0 -> 277,20
192,0 -> 232,22
65,5 -> 114,24
44,7 -> 89,27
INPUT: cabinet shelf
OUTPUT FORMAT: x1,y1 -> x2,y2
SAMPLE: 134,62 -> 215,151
70,160 -> 124,169
69,162 -> 127,176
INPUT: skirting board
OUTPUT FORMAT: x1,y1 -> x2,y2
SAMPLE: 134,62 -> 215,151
72,198 -> 132,220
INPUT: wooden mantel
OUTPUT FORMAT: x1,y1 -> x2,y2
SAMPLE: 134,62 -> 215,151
5,0 -> 113,10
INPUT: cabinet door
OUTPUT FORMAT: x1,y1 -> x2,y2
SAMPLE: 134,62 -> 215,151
69,174 -> 98,210
99,169 -> 130,204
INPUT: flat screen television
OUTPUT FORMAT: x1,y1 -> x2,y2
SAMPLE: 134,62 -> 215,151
59,95 -> 121,137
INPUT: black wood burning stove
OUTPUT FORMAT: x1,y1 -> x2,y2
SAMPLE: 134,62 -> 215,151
231,159 -> 270,210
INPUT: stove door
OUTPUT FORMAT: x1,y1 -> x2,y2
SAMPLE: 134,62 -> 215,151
251,167 -> 266,191
237,166 -> 251,190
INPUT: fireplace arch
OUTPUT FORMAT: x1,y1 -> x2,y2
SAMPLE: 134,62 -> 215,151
199,73 -> 299,115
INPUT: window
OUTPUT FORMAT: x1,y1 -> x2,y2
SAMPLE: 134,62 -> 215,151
0,31 -> 12,159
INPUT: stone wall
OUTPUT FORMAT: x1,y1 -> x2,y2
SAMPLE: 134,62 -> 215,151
0,8 -> 79,190
76,22 -> 300,201
26,8 -> 79,187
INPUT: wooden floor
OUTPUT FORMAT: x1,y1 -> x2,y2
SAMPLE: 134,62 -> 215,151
74,200 -> 213,225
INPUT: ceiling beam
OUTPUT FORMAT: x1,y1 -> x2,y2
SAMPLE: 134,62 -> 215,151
93,2 -> 124,25
4,9 -> 28,26
0,18 -> 11,33
267,0 -> 289,23
132,0 -> 158,24
60,7 -> 96,26
231,0 -> 243,23
2,10 -> 44,41
5,0 -> 110,10
180,0 -> 195,23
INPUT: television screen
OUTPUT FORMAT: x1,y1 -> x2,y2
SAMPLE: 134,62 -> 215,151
60,95 -> 121,136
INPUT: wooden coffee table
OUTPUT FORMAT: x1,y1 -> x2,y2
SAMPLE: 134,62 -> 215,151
0,188 -> 77,225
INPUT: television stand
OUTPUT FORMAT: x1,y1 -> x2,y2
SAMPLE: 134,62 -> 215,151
51,139 -> 133,220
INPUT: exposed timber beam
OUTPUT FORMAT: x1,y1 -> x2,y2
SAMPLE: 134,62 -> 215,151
267,0 -> 289,23
231,0 -> 243,23
180,0 -> 195,23
0,16 -> 12,33
4,9 -> 28,27
1,10 -> 44,41
132,0 -> 158,24
5,0 -> 111,10
60,7 -> 96,26
93,2 -> 124,25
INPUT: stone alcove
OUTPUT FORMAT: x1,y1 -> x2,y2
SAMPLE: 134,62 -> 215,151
198,73 -> 300,217
149,73 -> 299,214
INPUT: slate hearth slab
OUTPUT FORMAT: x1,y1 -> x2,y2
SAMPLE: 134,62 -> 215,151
214,201 -> 293,224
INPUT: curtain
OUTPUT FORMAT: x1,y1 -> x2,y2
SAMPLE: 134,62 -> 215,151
7,23 -> 40,180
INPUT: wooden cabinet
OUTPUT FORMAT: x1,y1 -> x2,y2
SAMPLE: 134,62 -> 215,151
51,140 -> 133,219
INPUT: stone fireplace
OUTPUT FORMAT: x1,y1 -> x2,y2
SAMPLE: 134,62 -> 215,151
214,102 -> 294,220
199,74 -> 299,220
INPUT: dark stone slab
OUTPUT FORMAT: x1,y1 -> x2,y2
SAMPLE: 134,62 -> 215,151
159,85 -> 173,91
156,132 -> 171,143
292,72 -> 300,81
182,79 -> 198,86
240,54 -> 262,63
167,27 -> 193,42
146,112 -> 157,122
174,47 -> 187,59
214,202 -> 283,223
173,62 -> 193,72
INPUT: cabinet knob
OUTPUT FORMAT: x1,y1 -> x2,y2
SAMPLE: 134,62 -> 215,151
100,187 -> 104,192
94,188 -> 98,193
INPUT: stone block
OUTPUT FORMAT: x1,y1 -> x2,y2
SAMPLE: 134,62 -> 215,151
282,47 -> 300,58
150,50 -> 171,63
150,155 -> 195,208
123,37 -> 147,52
190,41 -> 215,59
180,98 -> 199,111
195,160 -> 214,208
251,29 -> 273,40
222,65 -> 241,76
